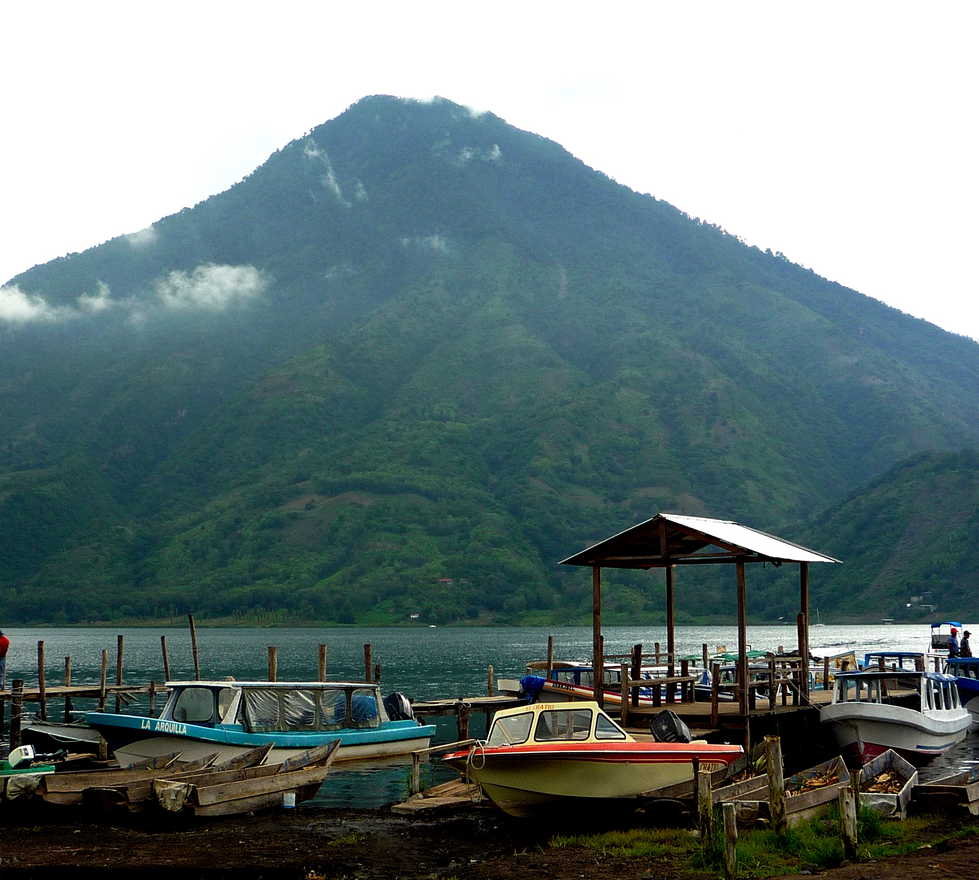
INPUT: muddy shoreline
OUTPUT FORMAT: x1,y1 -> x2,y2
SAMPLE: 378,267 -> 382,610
1,801 -> 978,880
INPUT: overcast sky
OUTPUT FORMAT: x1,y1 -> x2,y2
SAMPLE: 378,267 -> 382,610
3,1 -> 977,341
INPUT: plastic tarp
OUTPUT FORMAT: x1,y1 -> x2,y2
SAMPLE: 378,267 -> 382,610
242,687 -> 381,732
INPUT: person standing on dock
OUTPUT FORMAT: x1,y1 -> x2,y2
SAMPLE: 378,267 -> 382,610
0,629 -> 8,689
960,631 -> 972,657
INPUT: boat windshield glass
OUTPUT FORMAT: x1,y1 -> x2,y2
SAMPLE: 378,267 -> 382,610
594,713 -> 627,741
534,708 -> 592,742
487,711 -> 533,746
172,687 -> 219,724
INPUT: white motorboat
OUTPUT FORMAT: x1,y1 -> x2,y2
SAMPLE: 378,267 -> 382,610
821,669 -> 971,764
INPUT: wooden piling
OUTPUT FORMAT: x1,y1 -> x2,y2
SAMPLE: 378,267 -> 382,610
188,614 -> 201,679
10,680 -> 24,749
765,735 -> 787,833
545,635 -> 554,681
654,641 -> 661,664
619,663 -> 630,728
63,655 -> 73,722
363,643 -> 373,683
702,642 -> 710,668
823,655 -> 830,689
149,680 -> 157,716
697,766 -> 714,846
37,640 -> 47,721
161,635 -> 171,681
98,649 -> 108,711
318,644 -> 328,681
487,664 -> 495,697
267,646 -> 278,682
710,662 -> 721,727
115,634 -> 124,713
631,643 -> 642,707
410,750 -> 423,795
722,803 -> 738,880
456,702 -> 471,740
839,785 -> 858,859
374,662 -> 382,684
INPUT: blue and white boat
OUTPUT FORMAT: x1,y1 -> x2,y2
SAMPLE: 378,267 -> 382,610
86,680 -> 435,767
943,657 -> 979,730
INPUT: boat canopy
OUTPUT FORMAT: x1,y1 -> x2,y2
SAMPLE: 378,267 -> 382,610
930,622 -> 963,629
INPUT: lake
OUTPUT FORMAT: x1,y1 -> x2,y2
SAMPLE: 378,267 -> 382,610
2,624 -> 975,806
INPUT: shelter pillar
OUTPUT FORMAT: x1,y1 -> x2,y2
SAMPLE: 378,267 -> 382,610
736,559 -> 748,715
592,566 -> 603,707
799,562 -> 810,699
666,563 -> 676,688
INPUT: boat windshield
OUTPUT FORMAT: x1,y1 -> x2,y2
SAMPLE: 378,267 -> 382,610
533,708 -> 592,742
486,711 -> 533,746
170,686 -> 236,725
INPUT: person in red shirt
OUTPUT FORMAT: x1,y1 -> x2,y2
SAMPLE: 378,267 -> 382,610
0,630 -> 9,690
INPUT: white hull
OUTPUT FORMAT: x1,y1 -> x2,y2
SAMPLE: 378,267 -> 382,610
822,702 -> 970,763
113,735 -> 431,768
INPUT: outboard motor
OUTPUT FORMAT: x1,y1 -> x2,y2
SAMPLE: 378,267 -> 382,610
649,709 -> 692,744
383,691 -> 415,721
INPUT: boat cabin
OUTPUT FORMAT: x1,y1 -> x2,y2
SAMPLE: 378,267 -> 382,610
944,657 -> 979,680
485,702 -> 631,747
861,651 -> 924,672
161,681 -> 390,732
930,622 -> 963,651
833,671 -> 962,713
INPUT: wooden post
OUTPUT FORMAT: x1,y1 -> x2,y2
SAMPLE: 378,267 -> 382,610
64,655 -> 73,722
799,562 -> 809,687
796,612 -> 808,701
9,679 -> 26,749
665,563 -> 676,703
98,649 -> 108,711
697,766 -> 714,845
654,641 -> 662,665
267,646 -> 278,681
10,680 -> 25,748
823,655 -> 831,690
456,702 -> 471,740
149,680 -> 157,716
161,635 -> 171,681
487,664 -> 495,697
619,663 -> 630,728
318,644 -> 328,681
188,614 -> 201,679
115,634 -> 124,713
631,643 -> 642,707
722,803 -> 738,880
374,662 -> 382,684
736,559 -> 748,716
37,640 -> 47,721
839,785 -> 858,859
592,566 -> 603,707
681,659 -> 690,702
767,657 -> 776,712
765,735 -> 787,833
363,643 -> 373,683
410,750 -> 423,795
545,635 -> 555,681
710,662 -> 721,728
702,642 -> 710,668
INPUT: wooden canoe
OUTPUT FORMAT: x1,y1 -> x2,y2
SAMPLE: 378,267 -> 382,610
713,755 -> 850,827
82,744 -> 274,814
38,752 -> 209,807
912,767 -> 979,816
153,740 -> 340,818
858,749 -> 917,819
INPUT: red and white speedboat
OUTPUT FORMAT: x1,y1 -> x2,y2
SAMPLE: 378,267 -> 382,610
442,701 -> 743,817
821,670 -> 971,764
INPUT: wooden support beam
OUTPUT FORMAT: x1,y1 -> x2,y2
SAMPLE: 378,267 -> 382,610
188,614 -> 201,679
736,559 -> 748,716
267,646 -> 278,682
619,663 -> 630,728
318,644 -> 328,681
631,644 -> 642,707
115,634 -> 124,713
98,649 -> 108,712
63,655 -> 73,723
161,635 -> 171,681
592,566 -> 603,707
546,635 -> 554,681
37,640 -> 47,721
666,564 -> 676,703
363,643 -> 373,683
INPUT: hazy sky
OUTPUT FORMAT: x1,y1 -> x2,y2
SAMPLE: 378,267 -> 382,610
3,1 -> 977,341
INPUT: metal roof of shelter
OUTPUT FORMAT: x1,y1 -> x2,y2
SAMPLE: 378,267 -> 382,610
560,512 -> 840,568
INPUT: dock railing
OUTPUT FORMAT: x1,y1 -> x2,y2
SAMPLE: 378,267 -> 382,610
409,739 -> 478,795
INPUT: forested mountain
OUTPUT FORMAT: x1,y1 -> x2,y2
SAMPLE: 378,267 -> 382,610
2,95 -> 978,624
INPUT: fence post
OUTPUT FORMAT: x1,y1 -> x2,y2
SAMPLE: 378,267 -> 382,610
765,735 -> 786,833
839,786 -> 858,859
697,765 -> 714,846
722,802 -> 737,879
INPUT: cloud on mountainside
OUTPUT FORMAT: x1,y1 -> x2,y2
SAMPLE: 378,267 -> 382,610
126,225 -> 158,248
0,264 -> 268,326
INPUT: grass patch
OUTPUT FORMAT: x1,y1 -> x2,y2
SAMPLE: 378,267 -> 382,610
550,808 -> 975,879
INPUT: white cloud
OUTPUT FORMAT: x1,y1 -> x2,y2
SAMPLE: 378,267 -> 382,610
126,225 -> 158,247
154,264 -> 268,311
400,234 -> 449,253
0,284 -> 64,323
303,139 -> 350,206
78,281 -> 115,312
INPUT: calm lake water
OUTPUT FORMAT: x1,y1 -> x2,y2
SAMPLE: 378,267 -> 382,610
2,624 -> 975,807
